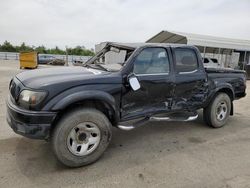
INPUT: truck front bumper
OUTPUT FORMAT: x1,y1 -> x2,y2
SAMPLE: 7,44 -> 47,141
6,97 -> 57,140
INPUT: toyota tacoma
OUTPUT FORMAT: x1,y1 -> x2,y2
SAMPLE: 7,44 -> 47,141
6,43 -> 247,167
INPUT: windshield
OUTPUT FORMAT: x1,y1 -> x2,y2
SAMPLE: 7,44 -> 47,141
83,44 -> 135,72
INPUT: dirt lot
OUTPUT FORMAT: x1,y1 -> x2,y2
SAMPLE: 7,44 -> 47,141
0,60 -> 250,188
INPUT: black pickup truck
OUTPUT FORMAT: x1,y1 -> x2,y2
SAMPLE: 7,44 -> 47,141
6,43 -> 246,167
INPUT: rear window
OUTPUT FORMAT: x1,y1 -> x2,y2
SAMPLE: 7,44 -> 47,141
174,48 -> 198,73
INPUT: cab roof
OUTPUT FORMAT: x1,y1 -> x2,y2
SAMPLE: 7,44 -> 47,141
105,42 -> 193,49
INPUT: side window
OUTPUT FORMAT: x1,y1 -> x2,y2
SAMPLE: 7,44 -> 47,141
133,47 -> 170,75
203,58 -> 209,63
211,58 -> 218,63
174,48 -> 198,73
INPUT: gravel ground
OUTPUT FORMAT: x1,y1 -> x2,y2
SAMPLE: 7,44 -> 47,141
0,60 -> 250,188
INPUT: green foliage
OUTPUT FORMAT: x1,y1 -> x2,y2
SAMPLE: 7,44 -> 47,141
17,42 -> 34,52
47,46 -> 66,55
67,46 -> 95,56
35,45 -> 47,54
0,41 -> 17,52
0,41 -> 95,56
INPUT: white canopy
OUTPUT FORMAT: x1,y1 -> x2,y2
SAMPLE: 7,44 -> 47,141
146,30 -> 250,52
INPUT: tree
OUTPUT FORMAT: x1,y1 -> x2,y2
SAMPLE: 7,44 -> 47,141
0,41 -> 95,56
35,45 -> 47,54
67,46 -> 95,56
0,40 -> 16,52
47,46 -> 66,55
18,42 -> 33,52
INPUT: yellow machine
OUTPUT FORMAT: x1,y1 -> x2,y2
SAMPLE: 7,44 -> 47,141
19,51 -> 38,69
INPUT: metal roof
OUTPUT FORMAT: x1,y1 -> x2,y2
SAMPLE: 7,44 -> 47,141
146,30 -> 250,51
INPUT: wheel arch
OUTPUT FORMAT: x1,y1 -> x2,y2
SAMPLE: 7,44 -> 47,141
216,87 -> 234,101
205,84 -> 234,115
49,90 -> 120,127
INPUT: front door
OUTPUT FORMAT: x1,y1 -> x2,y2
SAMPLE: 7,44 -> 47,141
121,47 -> 174,120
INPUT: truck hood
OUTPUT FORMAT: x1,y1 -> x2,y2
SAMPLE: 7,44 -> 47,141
16,66 -> 122,89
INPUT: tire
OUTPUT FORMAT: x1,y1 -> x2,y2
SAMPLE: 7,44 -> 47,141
52,108 -> 112,167
203,93 -> 231,128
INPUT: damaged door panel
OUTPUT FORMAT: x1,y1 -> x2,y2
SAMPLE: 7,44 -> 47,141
172,47 -> 209,111
121,47 -> 175,120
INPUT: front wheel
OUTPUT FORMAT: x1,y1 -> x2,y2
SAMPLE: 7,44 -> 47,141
52,108 -> 112,167
204,93 -> 231,128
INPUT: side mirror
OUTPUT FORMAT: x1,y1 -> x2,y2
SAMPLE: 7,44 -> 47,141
128,75 -> 141,91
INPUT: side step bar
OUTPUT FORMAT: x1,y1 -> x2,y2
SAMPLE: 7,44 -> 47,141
118,117 -> 149,131
117,125 -> 134,131
149,114 -> 198,122
118,113 -> 198,131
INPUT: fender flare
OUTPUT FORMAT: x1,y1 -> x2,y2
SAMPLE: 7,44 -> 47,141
52,90 -> 116,110
214,83 -> 235,100
214,84 -> 235,115
204,82 -> 235,108
44,90 -> 119,123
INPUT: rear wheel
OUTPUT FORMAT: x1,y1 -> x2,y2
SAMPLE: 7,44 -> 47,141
204,93 -> 231,128
52,108 -> 112,167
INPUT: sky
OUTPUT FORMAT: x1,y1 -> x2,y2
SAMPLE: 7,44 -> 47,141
0,0 -> 250,49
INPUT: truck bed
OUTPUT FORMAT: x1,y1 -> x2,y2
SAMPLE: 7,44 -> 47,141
205,67 -> 245,74
205,67 -> 246,99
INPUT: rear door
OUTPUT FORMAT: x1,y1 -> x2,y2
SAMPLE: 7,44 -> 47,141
172,47 -> 208,111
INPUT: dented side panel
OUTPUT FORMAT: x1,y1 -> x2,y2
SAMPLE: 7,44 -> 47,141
120,45 -> 246,121
121,74 -> 175,120
172,71 -> 209,111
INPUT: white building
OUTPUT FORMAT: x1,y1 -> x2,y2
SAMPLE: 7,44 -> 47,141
146,30 -> 250,69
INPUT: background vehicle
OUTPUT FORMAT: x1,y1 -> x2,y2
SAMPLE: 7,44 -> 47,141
48,59 -> 65,66
203,57 -> 220,68
38,54 -> 65,65
7,43 -> 246,167
72,60 -> 84,66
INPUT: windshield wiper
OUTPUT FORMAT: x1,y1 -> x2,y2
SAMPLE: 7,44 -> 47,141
82,63 -> 93,68
95,64 -> 109,71
83,63 -> 108,71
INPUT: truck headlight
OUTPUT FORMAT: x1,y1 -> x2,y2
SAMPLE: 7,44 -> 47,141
18,90 -> 47,109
